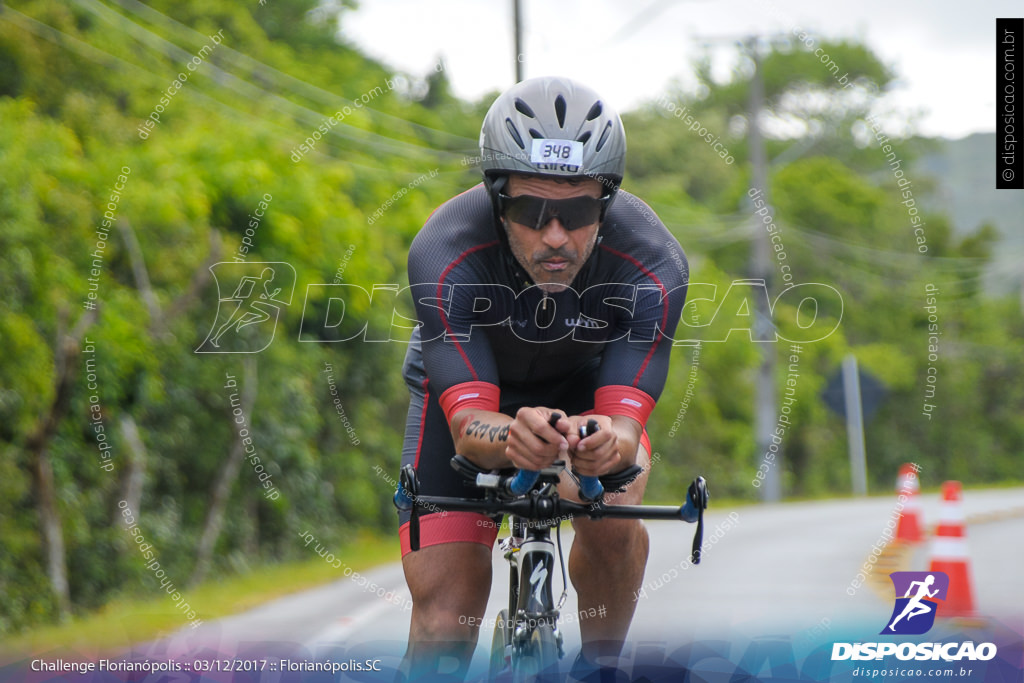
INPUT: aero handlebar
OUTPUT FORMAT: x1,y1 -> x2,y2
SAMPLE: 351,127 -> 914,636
507,413 -> 603,501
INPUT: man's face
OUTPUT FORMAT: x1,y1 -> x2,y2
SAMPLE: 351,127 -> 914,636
502,175 -> 604,293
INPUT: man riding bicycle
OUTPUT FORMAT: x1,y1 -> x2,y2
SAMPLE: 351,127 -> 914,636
397,77 -> 688,681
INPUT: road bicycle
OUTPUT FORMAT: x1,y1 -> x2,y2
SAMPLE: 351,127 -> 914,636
395,414 -> 709,681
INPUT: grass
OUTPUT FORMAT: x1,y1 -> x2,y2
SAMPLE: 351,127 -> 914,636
1,530 -> 399,658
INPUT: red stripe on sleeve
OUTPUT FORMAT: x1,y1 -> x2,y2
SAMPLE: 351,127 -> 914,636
594,385 -> 657,426
439,381 -> 501,425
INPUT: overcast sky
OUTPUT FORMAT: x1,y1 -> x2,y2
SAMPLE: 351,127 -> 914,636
339,0 -> 1016,140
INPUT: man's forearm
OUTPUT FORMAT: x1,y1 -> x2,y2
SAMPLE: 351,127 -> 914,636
450,410 -> 514,469
610,415 -> 643,468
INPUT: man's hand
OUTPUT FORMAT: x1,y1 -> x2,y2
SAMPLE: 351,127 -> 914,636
505,407 -> 570,471
564,414 -> 620,477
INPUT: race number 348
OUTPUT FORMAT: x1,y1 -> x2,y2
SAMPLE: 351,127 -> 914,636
531,139 -> 583,166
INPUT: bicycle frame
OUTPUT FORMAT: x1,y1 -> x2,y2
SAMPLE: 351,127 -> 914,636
396,458 -> 708,679
498,516 -> 563,667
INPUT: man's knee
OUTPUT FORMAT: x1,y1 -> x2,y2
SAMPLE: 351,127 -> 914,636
414,604 -> 479,641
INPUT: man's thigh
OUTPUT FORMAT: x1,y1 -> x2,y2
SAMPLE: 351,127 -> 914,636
402,542 -> 494,619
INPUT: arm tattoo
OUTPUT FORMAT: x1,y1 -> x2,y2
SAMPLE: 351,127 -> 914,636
465,420 -> 510,443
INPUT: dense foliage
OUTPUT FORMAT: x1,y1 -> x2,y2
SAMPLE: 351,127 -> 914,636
1,0 -> 1020,633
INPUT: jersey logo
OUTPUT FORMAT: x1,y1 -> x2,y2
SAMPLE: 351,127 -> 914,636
565,316 -> 603,329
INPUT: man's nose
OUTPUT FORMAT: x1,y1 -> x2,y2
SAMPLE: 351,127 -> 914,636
540,218 -> 569,249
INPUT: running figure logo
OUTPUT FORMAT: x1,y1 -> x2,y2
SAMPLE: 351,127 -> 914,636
196,262 -> 295,353
882,571 -> 949,635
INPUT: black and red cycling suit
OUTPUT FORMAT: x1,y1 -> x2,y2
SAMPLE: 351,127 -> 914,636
398,183 -> 687,555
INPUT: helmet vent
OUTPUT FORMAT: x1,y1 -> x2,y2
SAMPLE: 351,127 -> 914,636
577,131 -> 592,145
505,118 -> 526,149
528,128 -> 544,139
586,101 -> 603,121
554,95 -> 567,128
595,121 -> 613,152
514,98 -> 536,118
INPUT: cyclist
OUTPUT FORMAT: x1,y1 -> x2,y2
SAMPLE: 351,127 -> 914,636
397,76 -> 688,681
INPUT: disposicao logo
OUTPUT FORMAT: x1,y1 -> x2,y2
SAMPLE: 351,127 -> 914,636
883,571 -> 948,635
831,571 -> 997,662
196,263 -> 295,353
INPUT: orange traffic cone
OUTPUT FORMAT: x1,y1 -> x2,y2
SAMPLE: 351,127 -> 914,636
929,481 -> 976,617
895,463 -> 923,543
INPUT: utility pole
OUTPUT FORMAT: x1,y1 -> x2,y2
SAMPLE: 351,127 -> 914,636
513,0 -> 524,82
746,37 -> 780,503
690,33 -> 787,502
842,354 -> 869,496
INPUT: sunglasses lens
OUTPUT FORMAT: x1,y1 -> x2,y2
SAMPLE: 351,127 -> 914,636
503,196 -> 545,229
502,195 -> 605,231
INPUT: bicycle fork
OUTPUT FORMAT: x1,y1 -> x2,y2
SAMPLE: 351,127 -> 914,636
502,525 -> 565,661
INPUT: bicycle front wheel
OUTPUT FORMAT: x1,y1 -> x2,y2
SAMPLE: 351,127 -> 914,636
489,608 -> 511,678
513,622 -> 558,682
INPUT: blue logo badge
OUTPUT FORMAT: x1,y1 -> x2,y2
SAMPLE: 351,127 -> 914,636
882,571 -> 949,635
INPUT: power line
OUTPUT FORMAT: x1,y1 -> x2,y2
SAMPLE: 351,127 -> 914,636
99,0 -> 478,150
68,0 -> 470,161
1,8 -> 472,188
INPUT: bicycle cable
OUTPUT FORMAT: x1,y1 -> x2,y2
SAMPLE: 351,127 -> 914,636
555,522 -> 568,611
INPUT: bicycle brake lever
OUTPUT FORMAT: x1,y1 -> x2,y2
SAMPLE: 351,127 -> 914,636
394,465 -> 418,511
395,465 -> 422,551
683,476 -> 709,564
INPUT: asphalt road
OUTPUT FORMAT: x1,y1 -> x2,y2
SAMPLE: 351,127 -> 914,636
142,487 -> 1023,677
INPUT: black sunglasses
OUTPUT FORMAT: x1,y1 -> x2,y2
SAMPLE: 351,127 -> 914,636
498,193 -> 611,231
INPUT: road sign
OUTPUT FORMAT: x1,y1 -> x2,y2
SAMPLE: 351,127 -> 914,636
822,365 -> 887,421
